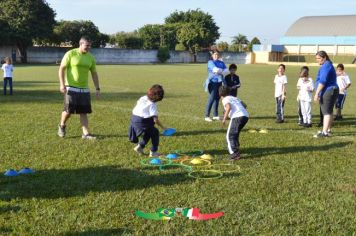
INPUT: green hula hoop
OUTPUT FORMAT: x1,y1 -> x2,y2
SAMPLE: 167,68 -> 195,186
159,164 -> 193,172
209,164 -> 241,173
187,169 -> 223,180
175,150 -> 204,156
140,158 -> 172,167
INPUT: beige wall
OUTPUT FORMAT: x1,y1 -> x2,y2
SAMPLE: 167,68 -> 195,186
284,45 -> 356,55
253,52 -> 270,63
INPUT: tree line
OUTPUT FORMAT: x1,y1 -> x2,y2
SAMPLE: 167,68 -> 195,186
0,0 -> 260,63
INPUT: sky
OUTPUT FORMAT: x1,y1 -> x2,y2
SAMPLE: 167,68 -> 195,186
46,0 -> 356,44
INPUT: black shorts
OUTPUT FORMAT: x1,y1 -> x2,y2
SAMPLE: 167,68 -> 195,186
320,87 -> 339,115
64,90 -> 92,114
335,94 -> 346,109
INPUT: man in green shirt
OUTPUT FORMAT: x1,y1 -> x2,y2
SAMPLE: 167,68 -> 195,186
58,36 -> 100,139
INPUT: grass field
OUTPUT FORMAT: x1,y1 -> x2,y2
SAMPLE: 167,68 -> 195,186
0,64 -> 355,235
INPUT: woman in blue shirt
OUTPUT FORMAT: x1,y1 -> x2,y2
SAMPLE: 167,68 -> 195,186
313,51 -> 339,138
204,51 -> 228,122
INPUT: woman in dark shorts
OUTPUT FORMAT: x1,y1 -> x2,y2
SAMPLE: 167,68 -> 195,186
313,51 -> 339,138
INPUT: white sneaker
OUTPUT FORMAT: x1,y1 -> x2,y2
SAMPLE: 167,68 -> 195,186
149,151 -> 161,157
205,117 -> 213,122
212,116 -> 221,121
134,145 -> 145,155
82,134 -> 96,140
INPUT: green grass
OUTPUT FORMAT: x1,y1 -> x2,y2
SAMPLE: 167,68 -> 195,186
0,64 -> 355,235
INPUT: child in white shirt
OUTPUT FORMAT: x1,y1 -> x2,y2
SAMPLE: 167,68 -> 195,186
297,67 -> 314,127
129,84 -> 166,157
335,64 -> 351,120
274,64 -> 287,123
220,86 -> 249,160
1,57 -> 14,95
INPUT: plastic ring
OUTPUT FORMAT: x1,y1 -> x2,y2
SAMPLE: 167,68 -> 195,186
159,164 -> 193,172
180,159 -> 211,167
209,164 -> 241,173
140,158 -> 172,167
187,169 -> 223,179
175,150 -> 204,156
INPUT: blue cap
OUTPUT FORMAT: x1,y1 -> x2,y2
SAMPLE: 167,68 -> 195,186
149,158 -> 162,165
4,169 -> 19,177
19,168 -> 35,174
166,153 -> 178,159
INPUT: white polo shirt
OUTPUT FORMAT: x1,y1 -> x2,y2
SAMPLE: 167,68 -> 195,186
274,75 -> 288,98
297,77 -> 314,102
337,73 -> 351,95
1,64 -> 13,78
132,95 -> 158,118
222,96 -> 249,119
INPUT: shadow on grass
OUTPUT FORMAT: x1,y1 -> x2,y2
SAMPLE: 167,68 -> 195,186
65,228 -> 132,236
173,129 -> 225,137
0,227 -> 12,235
0,165 -> 237,200
0,205 -> 21,214
333,117 -> 356,127
206,141 -> 353,159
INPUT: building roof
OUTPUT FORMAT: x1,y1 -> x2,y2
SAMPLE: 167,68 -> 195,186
285,15 -> 356,36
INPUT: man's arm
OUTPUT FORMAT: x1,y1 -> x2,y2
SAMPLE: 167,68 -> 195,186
59,64 -> 66,93
91,71 -> 100,97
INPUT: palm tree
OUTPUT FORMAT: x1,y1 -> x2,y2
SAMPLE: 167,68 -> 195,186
231,34 -> 249,52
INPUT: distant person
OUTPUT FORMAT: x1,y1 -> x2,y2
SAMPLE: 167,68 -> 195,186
313,51 -> 339,138
224,64 -> 241,97
297,66 -> 309,126
129,84 -> 166,157
297,66 -> 314,127
204,50 -> 228,122
220,86 -> 249,160
334,64 -> 351,120
1,57 -> 14,95
57,36 -> 100,139
274,64 -> 287,123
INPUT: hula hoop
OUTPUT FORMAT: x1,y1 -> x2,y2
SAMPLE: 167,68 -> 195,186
180,159 -> 211,167
209,164 -> 241,173
175,150 -> 204,156
140,158 -> 172,167
187,169 -> 223,180
159,164 -> 193,172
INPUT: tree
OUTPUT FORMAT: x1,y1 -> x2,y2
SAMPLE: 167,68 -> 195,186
165,9 -> 220,55
247,37 -> 261,52
137,24 -> 178,50
217,42 -> 229,52
138,24 -> 162,49
0,0 -> 56,63
53,20 -> 108,48
231,34 -> 249,52
110,31 -> 143,49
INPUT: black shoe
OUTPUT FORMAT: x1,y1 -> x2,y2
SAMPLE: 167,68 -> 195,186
275,119 -> 284,123
334,115 -> 343,121
303,123 -> 312,128
298,122 -> 304,126
230,152 -> 241,161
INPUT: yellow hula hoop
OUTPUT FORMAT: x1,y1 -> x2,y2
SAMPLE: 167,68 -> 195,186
187,169 -> 223,180
209,164 -> 241,173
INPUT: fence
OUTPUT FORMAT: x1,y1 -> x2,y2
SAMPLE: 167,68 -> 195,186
0,46 -> 252,65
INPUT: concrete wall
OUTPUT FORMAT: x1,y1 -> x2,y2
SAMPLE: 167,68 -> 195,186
284,45 -> 356,55
0,46 -> 252,64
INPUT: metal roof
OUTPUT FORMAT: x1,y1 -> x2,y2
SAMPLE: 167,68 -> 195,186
285,15 -> 356,36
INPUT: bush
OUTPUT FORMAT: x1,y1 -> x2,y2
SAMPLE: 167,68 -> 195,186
175,43 -> 186,51
157,46 -> 171,63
